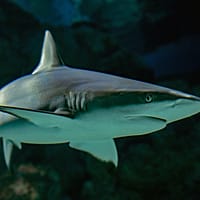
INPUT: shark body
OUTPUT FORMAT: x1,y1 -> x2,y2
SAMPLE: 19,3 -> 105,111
0,31 -> 200,168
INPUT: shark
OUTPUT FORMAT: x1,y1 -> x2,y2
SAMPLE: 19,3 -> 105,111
0,30 -> 200,168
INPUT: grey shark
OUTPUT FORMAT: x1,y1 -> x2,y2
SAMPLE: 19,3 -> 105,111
0,31 -> 200,168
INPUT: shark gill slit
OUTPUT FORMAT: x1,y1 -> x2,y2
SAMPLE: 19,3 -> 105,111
64,91 -> 87,113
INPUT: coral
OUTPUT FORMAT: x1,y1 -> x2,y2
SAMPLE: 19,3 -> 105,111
0,164 -> 61,200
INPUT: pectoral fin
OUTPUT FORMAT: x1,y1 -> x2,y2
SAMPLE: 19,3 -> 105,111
0,105 -> 72,128
69,139 -> 118,167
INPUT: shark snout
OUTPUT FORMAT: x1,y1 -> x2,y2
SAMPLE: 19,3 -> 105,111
170,98 -> 190,108
164,97 -> 200,123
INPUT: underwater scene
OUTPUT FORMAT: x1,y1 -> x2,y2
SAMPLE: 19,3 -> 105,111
0,0 -> 200,199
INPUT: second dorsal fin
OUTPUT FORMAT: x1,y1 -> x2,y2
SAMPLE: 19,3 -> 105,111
32,30 -> 64,74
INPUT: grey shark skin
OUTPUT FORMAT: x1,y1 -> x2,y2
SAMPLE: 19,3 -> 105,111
0,31 -> 200,168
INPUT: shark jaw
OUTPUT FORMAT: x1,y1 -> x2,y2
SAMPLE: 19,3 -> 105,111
0,31 -> 200,168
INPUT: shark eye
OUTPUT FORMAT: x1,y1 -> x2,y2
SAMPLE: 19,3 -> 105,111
145,93 -> 153,103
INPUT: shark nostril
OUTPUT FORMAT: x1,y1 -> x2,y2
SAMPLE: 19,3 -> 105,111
171,102 -> 176,108
171,101 -> 178,108
171,99 -> 184,108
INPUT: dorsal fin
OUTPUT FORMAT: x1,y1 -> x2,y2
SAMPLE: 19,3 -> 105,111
32,30 -> 64,74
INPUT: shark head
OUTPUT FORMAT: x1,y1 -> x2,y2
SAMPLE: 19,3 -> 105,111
0,30 -> 200,168
71,83 -> 200,139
